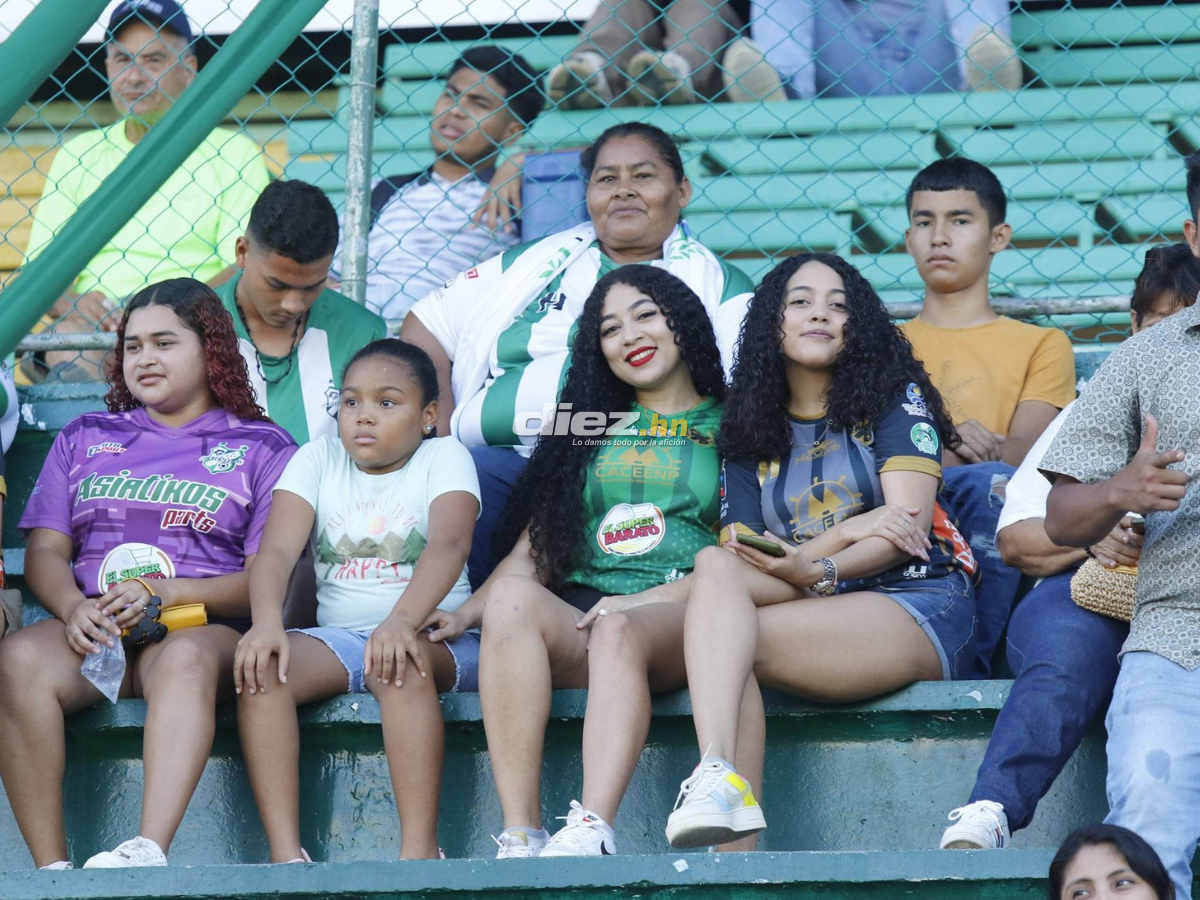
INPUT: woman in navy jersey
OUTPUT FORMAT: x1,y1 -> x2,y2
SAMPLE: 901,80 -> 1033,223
664,253 -> 978,849
0,279 -> 295,870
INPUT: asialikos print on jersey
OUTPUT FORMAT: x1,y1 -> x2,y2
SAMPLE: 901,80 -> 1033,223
20,407 -> 295,597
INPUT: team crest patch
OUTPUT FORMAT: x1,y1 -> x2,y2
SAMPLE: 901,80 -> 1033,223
200,442 -> 249,474
910,423 -> 939,455
325,380 -> 340,419
87,441 -> 126,458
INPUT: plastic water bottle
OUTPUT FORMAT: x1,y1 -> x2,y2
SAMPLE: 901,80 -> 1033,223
81,623 -> 125,704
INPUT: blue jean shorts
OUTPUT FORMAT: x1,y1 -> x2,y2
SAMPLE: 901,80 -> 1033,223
288,626 -> 480,694
874,569 -> 976,681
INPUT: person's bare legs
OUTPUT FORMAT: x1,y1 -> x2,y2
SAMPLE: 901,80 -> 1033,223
751,591 -> 942,702
577,0 -> 663,97
0,619 -> 119,866
368,641 -> 457,860
719,673 -> 766,852
663,0 -> 742,95
237,634 -> 351,862
684,547 -> 798,762
579,603 -> 687,824
132,625 -> 241,852
479,575 -> 591,829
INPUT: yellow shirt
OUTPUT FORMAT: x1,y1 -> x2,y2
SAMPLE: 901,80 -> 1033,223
24,121 -> 268,299
900,315 -> 1076,436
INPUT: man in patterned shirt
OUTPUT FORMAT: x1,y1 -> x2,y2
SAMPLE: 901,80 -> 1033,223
1040,151 -> 1200,900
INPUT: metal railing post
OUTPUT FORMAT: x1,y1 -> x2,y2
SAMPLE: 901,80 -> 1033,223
338,0 -> 382,306
0,0 -> 328,359
0,0 -> 111,127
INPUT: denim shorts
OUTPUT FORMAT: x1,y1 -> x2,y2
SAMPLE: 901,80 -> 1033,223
874,569 -> 976,681
288,625 -> 480,693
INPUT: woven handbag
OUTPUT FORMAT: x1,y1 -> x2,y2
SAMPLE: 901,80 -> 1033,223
1070,559 -> 1138,622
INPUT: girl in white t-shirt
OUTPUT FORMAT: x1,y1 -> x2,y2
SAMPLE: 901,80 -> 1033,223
234,339 -> 481,862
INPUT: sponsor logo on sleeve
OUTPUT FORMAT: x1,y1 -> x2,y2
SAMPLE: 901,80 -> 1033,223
596,502 -> 665,556
98,542 -> 175,594
902,382 -> 931,419
910,422 -> 940,455
466,268 -> 479,279
87,442 -> 126,458
200,443 -> 249,474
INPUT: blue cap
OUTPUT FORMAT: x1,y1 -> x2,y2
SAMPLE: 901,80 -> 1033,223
107,0 -> 193,45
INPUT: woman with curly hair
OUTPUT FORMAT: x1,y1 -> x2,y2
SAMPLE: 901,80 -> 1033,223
664,253 -> 979,850
0,278 -> 296,870
423,265 -> 731,858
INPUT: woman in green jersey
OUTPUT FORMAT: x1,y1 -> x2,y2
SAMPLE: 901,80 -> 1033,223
427,264 -> 724,858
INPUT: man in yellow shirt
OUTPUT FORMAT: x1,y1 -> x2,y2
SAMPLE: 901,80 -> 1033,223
901,158 -> 1076,677
22,1 -> 268,378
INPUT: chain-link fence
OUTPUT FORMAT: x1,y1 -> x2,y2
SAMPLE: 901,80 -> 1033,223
3,0 -> 1198,383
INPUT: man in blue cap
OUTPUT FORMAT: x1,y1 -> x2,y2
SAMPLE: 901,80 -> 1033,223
22,1 -> 269,380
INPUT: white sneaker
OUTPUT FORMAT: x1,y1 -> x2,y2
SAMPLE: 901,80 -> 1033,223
940,800 -> 1011,849
627,50 -> 695,106
538,801 -> 616,858
722,37 -> 786,103
665,752 -> 765,849
82,836 -> 167,868
546,52 -> 612,110
493,826 -> 549,859
39,860 -> 72,870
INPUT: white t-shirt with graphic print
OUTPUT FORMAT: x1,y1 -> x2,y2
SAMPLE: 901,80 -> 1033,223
274,435 -> 481,630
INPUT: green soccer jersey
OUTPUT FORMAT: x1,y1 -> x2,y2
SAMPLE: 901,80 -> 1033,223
216,271 -> 388,445
564,397 -> 723,596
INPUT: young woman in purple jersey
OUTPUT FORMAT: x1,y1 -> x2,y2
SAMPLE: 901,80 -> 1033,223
0,279 -> 296,870
233,340 -> 480,862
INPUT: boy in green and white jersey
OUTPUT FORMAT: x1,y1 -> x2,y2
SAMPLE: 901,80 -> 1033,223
216,181 -> 387,445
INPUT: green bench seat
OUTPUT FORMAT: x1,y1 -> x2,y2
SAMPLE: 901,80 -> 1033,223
0,849 -> 1084,899
0,680 -> 1108,869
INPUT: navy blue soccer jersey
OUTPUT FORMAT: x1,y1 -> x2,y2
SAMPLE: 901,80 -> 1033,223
720,384 -> 977,589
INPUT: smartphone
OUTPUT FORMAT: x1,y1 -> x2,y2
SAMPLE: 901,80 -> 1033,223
735,534 -> 787,557
1128,514 -> 1146,536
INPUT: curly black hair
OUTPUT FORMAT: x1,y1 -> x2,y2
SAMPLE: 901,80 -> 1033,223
497,265 -> 727,591
719,252 -> 958,461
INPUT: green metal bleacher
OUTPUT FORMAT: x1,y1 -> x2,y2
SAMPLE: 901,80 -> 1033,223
5,3 -> 1200,897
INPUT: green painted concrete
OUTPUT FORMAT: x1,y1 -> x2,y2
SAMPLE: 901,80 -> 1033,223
0,850 -> 1063,899
0,683 -> 1110,868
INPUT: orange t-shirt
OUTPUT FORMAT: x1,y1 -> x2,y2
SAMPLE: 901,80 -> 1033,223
900,316 -> 1076,436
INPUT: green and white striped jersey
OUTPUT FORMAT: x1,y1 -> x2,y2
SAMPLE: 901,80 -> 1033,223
563,398 -> 723,596
412,238 -> 753,453
216,271 -> 387,445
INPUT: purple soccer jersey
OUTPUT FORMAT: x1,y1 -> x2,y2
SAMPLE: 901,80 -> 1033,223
21,407 -> 296,597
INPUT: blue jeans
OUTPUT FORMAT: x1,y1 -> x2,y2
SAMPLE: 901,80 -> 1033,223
1105,651 -> 1200,900
940,461 -> 1019,678
750,0 -> 1011,98
467,446 -> 529,590
968,570 -> 1127,831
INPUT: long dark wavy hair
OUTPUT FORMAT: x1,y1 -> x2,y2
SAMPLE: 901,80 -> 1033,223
497,265 -> 726,590
1048,824 -> 1174,900
719,253 -> 958,461
106,277 -> 267,421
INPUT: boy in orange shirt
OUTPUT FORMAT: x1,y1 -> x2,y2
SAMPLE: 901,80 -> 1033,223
902,159 -> 1076,676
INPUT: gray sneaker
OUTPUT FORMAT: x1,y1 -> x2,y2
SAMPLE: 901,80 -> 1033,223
627,50 -> 695,106
547,51 -> 612,109
722,37 -> 786,103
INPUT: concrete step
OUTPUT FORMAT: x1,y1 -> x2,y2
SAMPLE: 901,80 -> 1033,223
0,849 -> 1061,899
0,682 -> 1108,869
